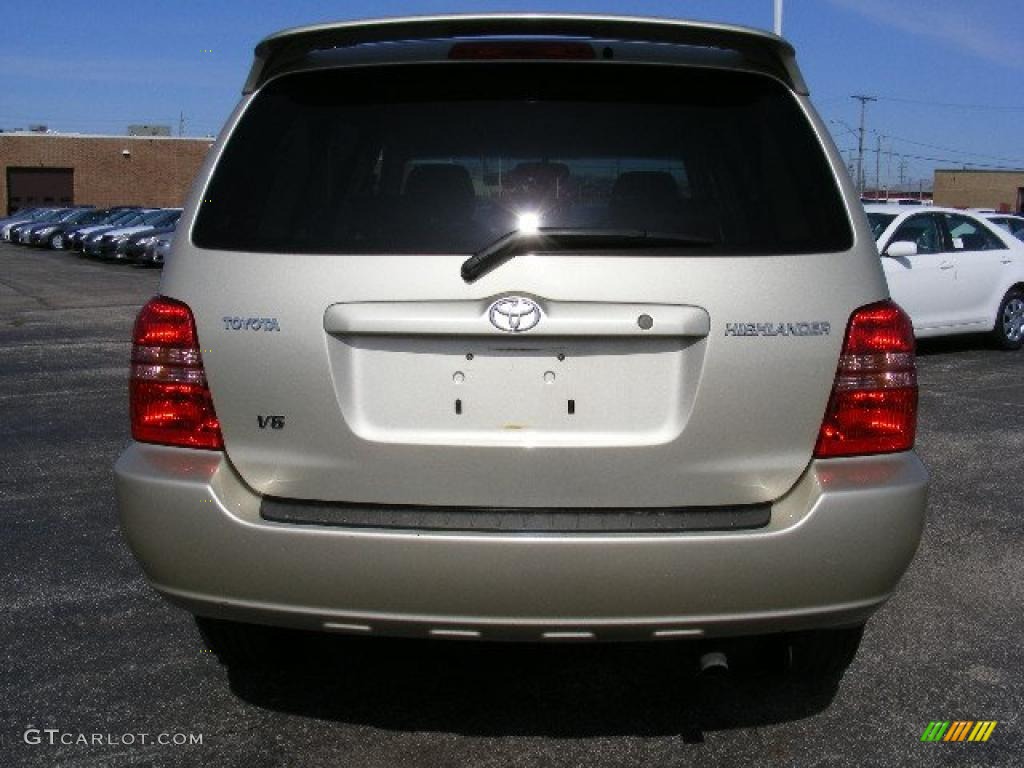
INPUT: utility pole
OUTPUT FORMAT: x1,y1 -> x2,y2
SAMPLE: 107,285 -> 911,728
875,133 -> 882,197
851,94 -> 876,193
773,0 -> 783,35
178,112 -> 185,137
898,157 -> 908,190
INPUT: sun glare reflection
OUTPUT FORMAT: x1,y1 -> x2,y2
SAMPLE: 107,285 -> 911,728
516,212 -> 541,233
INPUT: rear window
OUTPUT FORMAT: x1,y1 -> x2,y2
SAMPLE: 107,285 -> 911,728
944,213 -> 1007,251
867,212 -> 898,239
79,210 -> 110,225
194,63 -> 852,254
108,211 -> 139,225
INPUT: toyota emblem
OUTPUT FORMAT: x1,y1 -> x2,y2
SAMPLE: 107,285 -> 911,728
488,296 -> 542,333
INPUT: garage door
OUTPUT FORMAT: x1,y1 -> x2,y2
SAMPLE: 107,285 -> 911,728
6,167 -> 74,215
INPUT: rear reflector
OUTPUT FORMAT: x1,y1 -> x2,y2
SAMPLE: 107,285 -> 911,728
448,41 -> 596,60
130,296 -> 223,450
814,301 -> 917,458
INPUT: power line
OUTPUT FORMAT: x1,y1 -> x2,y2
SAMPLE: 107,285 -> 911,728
828,119 -> 858,139
835,145 -> 1022,171
0,113 -> 222,130
869,129 -> 1024,166
826,113 -> 1024,178
873,95 -> 1024,112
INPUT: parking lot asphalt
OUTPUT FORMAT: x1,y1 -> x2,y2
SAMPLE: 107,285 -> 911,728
1,243 -> 1021,767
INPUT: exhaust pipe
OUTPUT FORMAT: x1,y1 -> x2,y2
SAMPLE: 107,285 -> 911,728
697,651 -> 729,676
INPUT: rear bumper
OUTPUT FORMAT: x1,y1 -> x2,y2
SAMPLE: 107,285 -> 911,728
115,443 -> 928,641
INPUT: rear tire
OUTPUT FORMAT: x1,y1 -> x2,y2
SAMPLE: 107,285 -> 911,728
785,625 -> 865,682
992,288 -> 1024,350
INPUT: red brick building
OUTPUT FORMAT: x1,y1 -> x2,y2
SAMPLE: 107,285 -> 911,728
1,132 -> 214,214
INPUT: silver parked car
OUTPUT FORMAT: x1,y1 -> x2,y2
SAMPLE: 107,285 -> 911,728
139,231 -> 173,266
116,15 -> 928,681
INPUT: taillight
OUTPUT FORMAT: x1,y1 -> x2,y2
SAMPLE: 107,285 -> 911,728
448,41 -> 596,60
814,300 -> 917,458
130,296 -> 223,450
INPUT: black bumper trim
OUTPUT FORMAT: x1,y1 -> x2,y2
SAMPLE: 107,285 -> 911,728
260,497 -> 771,533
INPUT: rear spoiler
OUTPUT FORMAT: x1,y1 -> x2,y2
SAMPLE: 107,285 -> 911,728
244,13 -> 807,95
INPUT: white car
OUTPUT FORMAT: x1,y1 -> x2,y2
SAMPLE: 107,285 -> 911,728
866,204 -> 1024,349
985,213 -> 1024,242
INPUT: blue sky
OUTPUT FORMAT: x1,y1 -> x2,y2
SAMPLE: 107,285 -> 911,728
2,0 -> 1022,190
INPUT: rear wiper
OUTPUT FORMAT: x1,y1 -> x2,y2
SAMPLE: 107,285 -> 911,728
461,228 -> 713,283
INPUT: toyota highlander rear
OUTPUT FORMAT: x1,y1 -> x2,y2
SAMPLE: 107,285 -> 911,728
115,15 -> 928,680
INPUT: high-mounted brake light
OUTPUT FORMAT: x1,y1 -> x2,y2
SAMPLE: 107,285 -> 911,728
130,296 -> 223,450
448,41 -> 596,60
814,301 -> 917,458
